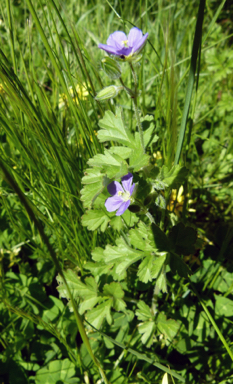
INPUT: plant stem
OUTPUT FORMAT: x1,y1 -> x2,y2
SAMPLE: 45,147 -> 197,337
129,62 -> 145,153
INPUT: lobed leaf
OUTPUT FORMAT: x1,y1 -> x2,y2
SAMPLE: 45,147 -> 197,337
81,168 -> 109,208
82,209 -> 112,232
88,149 -> 128,179
157,313 -> 180,343
98,107 -> 136,148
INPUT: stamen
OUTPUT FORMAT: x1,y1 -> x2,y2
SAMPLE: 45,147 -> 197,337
121,191 -> 131,202
122,39 -> 128,47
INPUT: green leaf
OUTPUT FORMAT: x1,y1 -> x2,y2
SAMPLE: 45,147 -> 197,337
35,359 -> 77,384
151,254 -> 167,279
57,271 -> 99,314
157,313 -> 180,343
88,149 -> 128,179
90,223 -> 166,283
82,209 -> 112,232
86,300 -> 112,328
98,107 -> 136,148
103,282 -> 126,311
215,295 -> 233,317
136,301 -> 153,321
110,215 -> 123,231
137,254 -> 166,284
151,224 -> 171,252
138,321 -> 156,346
137,255 -> 155,283
103,237 -> 144,279
121,209 -> 139,227
159,165 -> 189,188
81,168 -> 110,208
84,261 -> 113,280
42,296 -> 63,322
168,222 -> 197,255
212,269 -> 233,293
169,252 -> 190,278
129,221 -> 156,252
136,301 -> 156,346
156,269 -> 167,293
129,149 -> 150,171
92,247 -> 106,262
109,146 -> 132,159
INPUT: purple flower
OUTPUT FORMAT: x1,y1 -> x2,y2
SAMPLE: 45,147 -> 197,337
105,173 -> 135,216
98,27 -> 148,59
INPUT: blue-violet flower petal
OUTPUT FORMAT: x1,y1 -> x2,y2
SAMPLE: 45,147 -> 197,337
105,173 -> 135,216
98,27 -> 148,59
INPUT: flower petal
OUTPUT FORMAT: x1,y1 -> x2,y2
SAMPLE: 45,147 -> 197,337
98,43 -> 119,55
105,195 -> 123,212
107,31 -> 127,49
132,33 -> 148,54
116,200 -> 131,216
107,181 -> 123,195
128,27 -> 143,47
130,183 -> 135,195
117,47 -> 133,56
121,173 -> 133,193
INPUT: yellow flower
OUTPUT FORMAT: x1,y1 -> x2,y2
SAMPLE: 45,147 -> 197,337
58,84 -> 88,109
167,186 -> 196,215
153,151 -> 162,160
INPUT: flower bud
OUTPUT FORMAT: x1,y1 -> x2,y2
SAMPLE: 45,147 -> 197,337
101,57 -> 122,79
128,204 -> 141,213
95,85 -> 123,101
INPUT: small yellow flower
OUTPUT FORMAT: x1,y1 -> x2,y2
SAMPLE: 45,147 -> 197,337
59,84 -> 88,109
167,186 -> 196,215
153,151 -> 162,160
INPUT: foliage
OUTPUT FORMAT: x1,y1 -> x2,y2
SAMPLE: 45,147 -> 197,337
0,1 -> 233,384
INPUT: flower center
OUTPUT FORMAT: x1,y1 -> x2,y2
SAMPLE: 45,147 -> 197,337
121,39 -> 128,47
118,190 -> 131,202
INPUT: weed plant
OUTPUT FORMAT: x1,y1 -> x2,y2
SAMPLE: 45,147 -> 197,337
0,1 -> 233,383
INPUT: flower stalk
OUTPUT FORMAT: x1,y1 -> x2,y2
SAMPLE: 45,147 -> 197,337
129,62 -> 145,153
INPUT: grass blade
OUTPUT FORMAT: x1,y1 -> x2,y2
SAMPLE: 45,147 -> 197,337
174,0 -> 206,165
